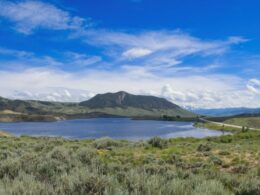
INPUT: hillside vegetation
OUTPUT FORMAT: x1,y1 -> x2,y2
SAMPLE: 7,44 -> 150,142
0,131 -> 259,194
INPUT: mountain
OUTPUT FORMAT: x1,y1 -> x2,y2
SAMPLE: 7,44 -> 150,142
192,107 -> 260,117
0,91 -> 196,122
80,91 -> 180,109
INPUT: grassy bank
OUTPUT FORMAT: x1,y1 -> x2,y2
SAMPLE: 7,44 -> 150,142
194,122 -> 243,132
0,131 -> 259,194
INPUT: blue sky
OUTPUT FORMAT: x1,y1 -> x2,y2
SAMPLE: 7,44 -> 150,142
0,0 -> 259,108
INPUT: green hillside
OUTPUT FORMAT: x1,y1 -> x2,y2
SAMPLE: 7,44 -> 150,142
0,92 -> 196,122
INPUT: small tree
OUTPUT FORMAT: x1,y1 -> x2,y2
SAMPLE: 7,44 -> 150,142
242,126 -> 245,132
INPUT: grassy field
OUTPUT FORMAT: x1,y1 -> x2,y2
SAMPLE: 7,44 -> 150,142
224,116 -> 260,129
0,130 -> 259,194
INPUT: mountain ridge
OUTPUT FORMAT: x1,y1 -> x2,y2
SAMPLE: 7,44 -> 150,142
0,91 -> 196,122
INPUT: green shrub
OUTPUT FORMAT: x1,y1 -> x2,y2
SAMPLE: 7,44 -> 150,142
92,137 -> 124,149
56,168 -> 113,195
193,180 -> 227,195
234,177 -> 260,195
76,148 -> 96,164
218,136 -> 233,143
210,156 -> 223,166
35,159 -> 67,181
0,150 -> 14,160
49,147 -> 71,162
148,137 -> 168,149
0,159 -> 21,179
168,153 -> 181,164
2,172 -> 55,195
218,151 -> 230,155
197,143 -> 211,152
143,154 -> 158,164
257,166 -> 260,177
231,165 -> 248,174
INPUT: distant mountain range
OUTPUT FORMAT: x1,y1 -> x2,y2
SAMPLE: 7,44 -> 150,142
191,107 -> 260,116
0,91 -> 196,122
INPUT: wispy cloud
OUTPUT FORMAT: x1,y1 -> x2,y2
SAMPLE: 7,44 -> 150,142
82,30 -> 246,57
0,47 -> 33,58
78,29 -> 247,74
247,79 -> 260,94
0,48 -> 101,70
64,52 -> 102,67
0,0 -> 88,34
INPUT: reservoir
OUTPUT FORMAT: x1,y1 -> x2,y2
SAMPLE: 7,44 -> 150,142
0,118 -> 228,140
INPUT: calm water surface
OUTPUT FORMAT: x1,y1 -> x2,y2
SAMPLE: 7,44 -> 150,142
0,118 -> 228,140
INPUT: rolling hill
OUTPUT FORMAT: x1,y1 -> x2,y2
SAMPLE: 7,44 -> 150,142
80,91 -> 180,109
0,91 -> 196,121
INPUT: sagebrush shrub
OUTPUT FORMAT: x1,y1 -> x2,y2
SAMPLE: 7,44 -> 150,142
197,143 -> 211,152
148,137 -> 168,149
92,137 -> 124,149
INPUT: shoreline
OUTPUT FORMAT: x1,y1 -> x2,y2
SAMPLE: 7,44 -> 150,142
0,113 -> 198,123
0,130 -> 12,137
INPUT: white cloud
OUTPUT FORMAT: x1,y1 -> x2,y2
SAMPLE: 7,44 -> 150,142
121,65 -> 155,78
160,84 -> 259,108
247,79 -> 260,94
122,48 -> 153,58
0,67 -> 259,108
0,0 -> 86,34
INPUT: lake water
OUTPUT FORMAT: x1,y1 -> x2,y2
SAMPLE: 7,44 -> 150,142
0,118 -> 228,140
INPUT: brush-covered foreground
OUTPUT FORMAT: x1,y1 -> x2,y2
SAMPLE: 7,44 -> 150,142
0,131 -> 259,195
